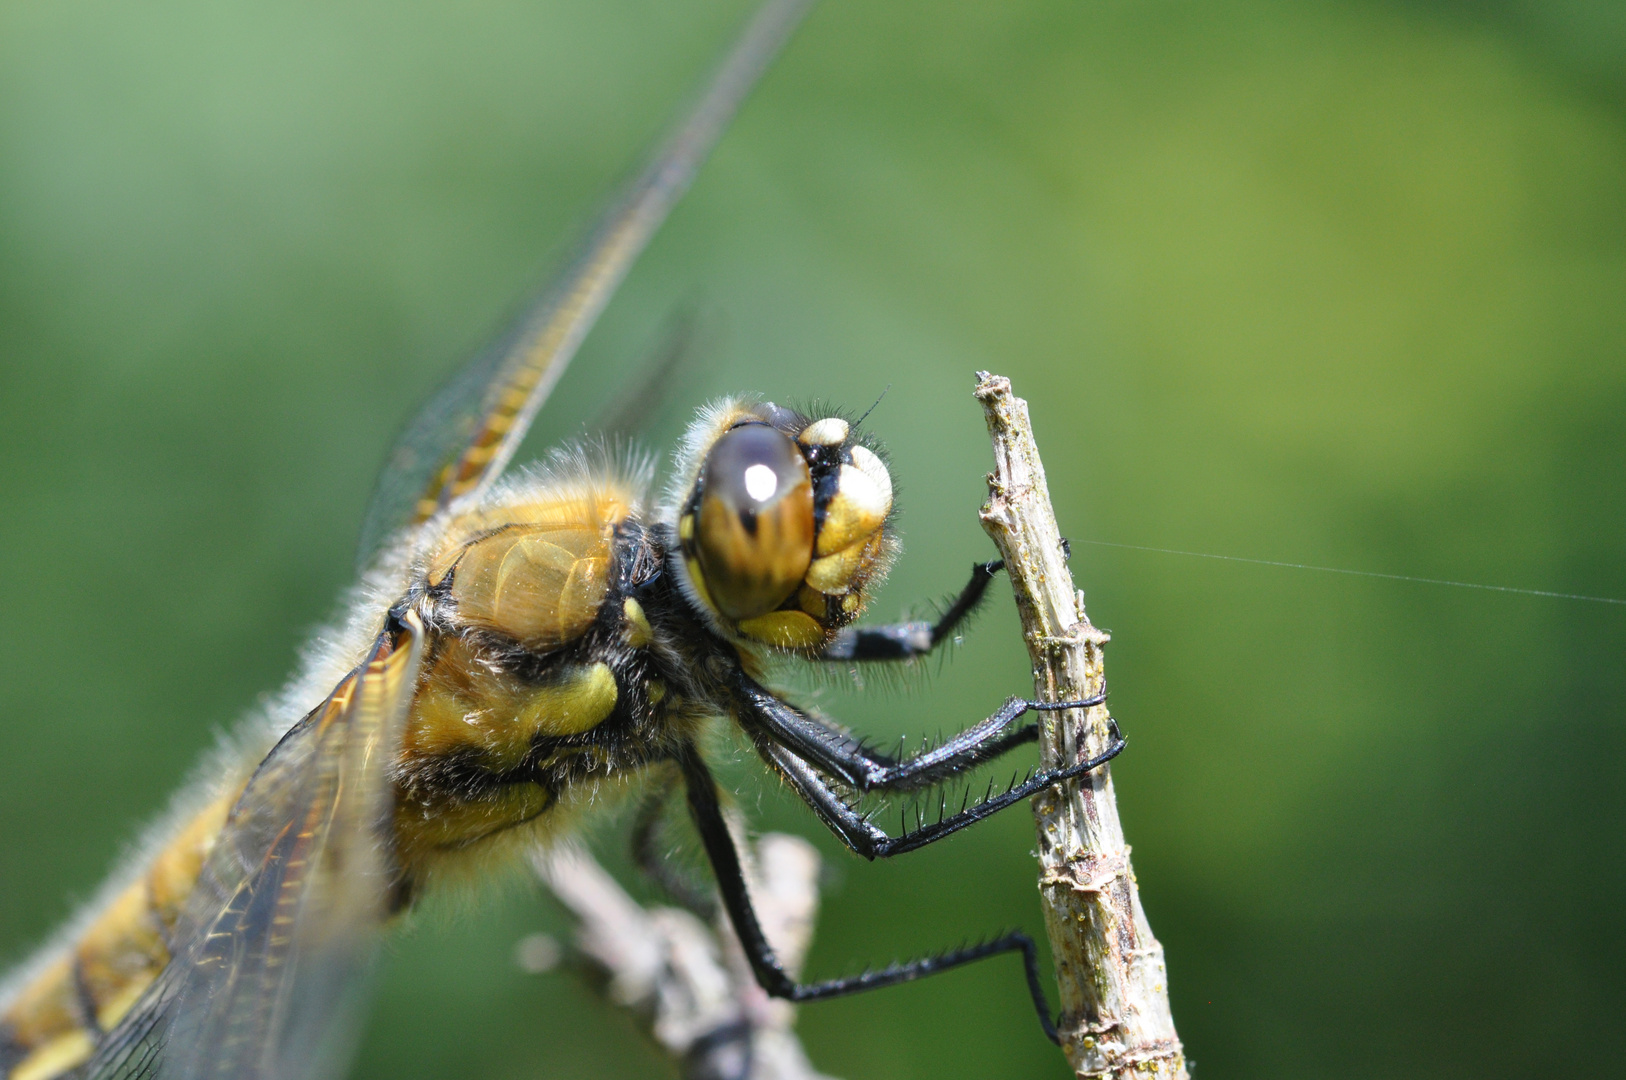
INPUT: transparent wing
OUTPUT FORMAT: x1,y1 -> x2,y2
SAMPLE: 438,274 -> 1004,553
356,0 -> 814,566
592,305 -> 714,438
85,611 -> 425,1080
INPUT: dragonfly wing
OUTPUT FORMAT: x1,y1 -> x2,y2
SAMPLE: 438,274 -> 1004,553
84,612 -> 425,1080
355,0 -> 815,567
592,306 -> 714,439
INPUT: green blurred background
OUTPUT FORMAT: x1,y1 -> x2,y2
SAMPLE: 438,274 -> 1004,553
3,0 -> 1624,1076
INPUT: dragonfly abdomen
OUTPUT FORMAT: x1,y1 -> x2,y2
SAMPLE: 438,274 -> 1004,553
0,790 -> 236,1080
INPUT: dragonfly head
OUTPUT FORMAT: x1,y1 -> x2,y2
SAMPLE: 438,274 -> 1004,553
670,399 -> 895,651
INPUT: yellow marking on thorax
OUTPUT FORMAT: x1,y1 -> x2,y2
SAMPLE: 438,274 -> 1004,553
393,779 -> 555,865
515,662 -> 618,738
406,639 -> 619,771
394,636 -> 621,874
622,597 -> 653,648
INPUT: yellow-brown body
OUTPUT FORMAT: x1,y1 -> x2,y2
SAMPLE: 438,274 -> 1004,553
0,477 -> 705,1080
1,400 -> 895,1080
0,798 -> 232,1080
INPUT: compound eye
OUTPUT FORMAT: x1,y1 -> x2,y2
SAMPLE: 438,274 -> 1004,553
695,423 -> 814,621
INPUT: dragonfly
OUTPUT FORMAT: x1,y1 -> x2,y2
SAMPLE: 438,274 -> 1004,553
0,2 -> 1121,1077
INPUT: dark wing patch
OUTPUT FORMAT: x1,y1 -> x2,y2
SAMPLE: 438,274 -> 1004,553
355,0 -> 815,568
84,612 -> 425,1080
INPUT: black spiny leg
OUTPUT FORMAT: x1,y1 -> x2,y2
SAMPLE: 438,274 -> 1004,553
820,559 -> 1003,661
631,767 -> 716,916
760,725 -> 1122,859
736,672 -> 1109,794
676,743 -> 1064,1044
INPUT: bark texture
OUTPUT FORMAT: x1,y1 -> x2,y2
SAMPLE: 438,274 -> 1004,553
975,372 -> 1187,1079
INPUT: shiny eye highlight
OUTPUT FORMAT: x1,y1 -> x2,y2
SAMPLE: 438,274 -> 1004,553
691,423 -> 815,622
743,463 -> 779,502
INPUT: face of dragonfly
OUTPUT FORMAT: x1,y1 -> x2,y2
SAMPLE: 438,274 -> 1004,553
669,400 -> 897,651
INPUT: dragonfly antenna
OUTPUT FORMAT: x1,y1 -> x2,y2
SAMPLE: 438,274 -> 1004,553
853,384 -> 891,430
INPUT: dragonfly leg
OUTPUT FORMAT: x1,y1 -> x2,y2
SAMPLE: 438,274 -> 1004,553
758,727 -> 1122,860
735,674 -> 1108,794
817,560 -> 1004,661
630,765 -> 716,917
677,743 -> 1064,1044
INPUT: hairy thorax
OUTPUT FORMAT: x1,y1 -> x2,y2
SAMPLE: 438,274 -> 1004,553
387,476 -> 731,891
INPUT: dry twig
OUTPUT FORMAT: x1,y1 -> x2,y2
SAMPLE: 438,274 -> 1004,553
524,831 -> 837,1080
975,372 -> 1187,1078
